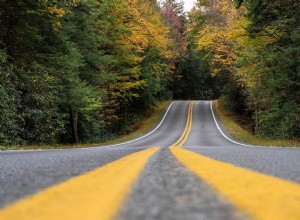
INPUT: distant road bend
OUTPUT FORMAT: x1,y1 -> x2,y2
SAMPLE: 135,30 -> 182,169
1,101 -> 300,220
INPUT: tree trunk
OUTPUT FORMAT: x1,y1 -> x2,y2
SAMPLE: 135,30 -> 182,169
70,108 -> 79,144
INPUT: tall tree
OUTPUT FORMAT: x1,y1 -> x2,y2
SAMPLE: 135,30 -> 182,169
234,0 -> 300,138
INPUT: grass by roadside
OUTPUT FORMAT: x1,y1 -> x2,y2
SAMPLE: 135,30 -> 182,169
96,100 -> 171,146
0,101 -> 171,151
214,100 -> 300,147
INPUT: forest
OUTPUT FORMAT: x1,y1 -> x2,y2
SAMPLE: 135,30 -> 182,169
0,0 -> 299,146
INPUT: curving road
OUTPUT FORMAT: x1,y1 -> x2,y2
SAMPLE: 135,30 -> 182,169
1,101 -> 300,220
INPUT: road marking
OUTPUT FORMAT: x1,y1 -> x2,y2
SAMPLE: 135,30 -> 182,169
178,101 -> 194,147
0,147 -> 159,220
210,101 -> 254,147
96,101 -> 175,148
1,102 -> 175,152
210,101 -> 297,149
170,101 -> 194,147
171,147 -> 300,220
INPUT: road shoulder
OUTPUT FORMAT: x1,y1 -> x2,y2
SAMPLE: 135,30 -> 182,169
213,100 -> 300,147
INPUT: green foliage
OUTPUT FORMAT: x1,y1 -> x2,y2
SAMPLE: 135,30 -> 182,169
0,52 -> 21,145
1,0 -> 297,146
0,0 -> 182,146
191,0 -> 299,139
235,0 -> 300,138
18,65 -> 62,144
0,1 -> 64,145
198,0 -> 299,139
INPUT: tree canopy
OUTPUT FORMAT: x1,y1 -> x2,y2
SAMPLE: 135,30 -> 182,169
0,0 -> 298,146
193,0 -> 299,138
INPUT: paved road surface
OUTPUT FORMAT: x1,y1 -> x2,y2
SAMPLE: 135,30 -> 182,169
1,101 -> 299,220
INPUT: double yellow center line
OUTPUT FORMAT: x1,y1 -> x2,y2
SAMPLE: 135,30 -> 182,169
0,101 -> 196,220
170,101 -> 300,220
0,147 -> 159,220
7,101 -> 299,220
171,147 -> 300,220
170,101 -> 194,148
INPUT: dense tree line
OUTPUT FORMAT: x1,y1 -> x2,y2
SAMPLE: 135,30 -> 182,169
192,0 -> 299,138
0,0 -> 217,146
162,0 -> 219,100
0,0 -> 168,145
0,0 -> 213,146
1,0 -> 297,146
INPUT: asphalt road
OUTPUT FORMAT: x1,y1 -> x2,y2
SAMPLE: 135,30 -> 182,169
185,101 -> 300,184
1,101 -> 299,220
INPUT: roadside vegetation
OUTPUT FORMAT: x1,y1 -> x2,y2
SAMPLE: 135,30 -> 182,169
214,100 -> 300,147
0,0 -> 299,149
0,0 -> 217,148
192,0 -> 299,139
0,101 -> 171,150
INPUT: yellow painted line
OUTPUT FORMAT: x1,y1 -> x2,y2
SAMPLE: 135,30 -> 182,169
171,102 -> 192,147
0,147 -> 159,220
171,101 -> 192,146
171,101 -> 194,147
178,101 -> 194,147
170,147 -> 300,220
